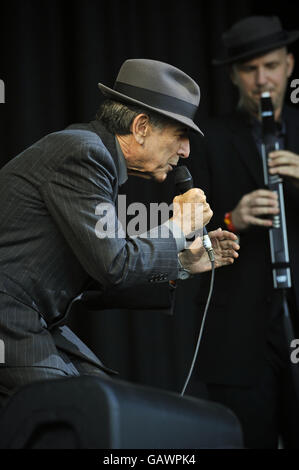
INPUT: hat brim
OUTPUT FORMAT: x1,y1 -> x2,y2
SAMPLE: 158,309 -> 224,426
213,30 -> 299,66
98,83 -> 204,136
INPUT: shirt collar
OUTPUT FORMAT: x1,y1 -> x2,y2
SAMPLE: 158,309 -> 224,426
115,136 -> 128,186
237,106 -> 286,140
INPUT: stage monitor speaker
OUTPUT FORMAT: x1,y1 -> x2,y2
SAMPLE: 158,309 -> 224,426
0,375 -> 243,449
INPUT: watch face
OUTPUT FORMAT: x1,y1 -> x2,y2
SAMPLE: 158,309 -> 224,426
178,269 -> 190,280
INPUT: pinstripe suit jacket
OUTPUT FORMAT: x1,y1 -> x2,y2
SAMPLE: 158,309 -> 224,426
0,120 -> 179,375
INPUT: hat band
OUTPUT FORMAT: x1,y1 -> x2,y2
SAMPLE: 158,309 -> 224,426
227,30 -> 288,58
114,81 -> 197,119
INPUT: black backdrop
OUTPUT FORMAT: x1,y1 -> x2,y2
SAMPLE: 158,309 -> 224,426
0,0 -> 299,393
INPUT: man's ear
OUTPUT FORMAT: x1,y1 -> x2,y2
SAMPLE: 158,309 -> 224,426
230,65 -> 238,86
287,53 -> 295,78
131,114 -> 150,145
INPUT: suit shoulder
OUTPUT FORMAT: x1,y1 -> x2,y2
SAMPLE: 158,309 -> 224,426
32,123 -> 118,181
41,124 -> 116,167
46,124 -> 106,152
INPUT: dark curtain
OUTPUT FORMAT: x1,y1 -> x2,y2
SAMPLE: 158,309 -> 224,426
1,0 -> 299,392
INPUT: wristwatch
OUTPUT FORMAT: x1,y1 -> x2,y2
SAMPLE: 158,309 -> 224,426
177,252 -> 193,280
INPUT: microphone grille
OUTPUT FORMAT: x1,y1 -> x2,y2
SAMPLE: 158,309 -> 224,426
174,165 -> 191,184
174,166 -> 193,193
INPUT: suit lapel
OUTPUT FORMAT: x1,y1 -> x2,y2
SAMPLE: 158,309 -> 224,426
226,112 -> 265,188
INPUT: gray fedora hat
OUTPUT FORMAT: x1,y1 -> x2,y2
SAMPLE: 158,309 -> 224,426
98,59 -> 203,135
213,16 -> 299,66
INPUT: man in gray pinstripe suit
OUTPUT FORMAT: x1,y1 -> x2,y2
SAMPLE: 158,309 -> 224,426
0,59 -> 239,406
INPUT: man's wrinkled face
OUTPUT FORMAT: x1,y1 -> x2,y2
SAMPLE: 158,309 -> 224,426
231,48 -> 294,118
128,122 -> 190,183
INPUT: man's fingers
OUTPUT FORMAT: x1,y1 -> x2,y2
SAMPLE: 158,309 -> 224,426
249,189 -> 278,199
215,257 -> 235,267
219,241 -> 240,250
208,229 -> 238,241
269,150 -> 297,161
250,197 -> 279,207
269,165 -> 298,177
269,156 -> 291,166
221,248 -> 239,257
268,151 -> 299,178
220,230 -> 238,240
251,206 -> 279,216
247,215 -> 273,227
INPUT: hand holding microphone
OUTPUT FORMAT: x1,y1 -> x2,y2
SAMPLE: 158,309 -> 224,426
172,166 -> 239,274
172,166 -> 213,237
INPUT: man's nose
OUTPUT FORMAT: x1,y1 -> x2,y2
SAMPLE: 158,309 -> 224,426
178,138 -> 190,159
255,67 -> 268,87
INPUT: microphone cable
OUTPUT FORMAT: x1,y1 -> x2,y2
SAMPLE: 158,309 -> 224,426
173,165 -> 216,397
180,257 -> 215,396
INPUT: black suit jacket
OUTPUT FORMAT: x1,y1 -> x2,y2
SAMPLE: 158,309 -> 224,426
0,120 -> 178,375
189,105 -> 299,386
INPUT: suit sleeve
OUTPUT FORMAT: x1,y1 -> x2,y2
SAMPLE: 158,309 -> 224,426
39,139 -> 179,290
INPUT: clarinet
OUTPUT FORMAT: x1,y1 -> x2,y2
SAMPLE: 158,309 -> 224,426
260,91 -> 291,289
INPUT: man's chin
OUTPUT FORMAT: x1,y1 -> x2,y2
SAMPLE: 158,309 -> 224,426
252,91 -> 276,104
153,171 -> 168,183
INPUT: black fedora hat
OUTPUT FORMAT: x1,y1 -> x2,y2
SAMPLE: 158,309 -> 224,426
98,59 -> 203,135
213,16 -> 299,66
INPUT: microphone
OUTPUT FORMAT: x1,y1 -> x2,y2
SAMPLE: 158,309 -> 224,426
259,92 -> 291,289
174,166 -> 214,262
